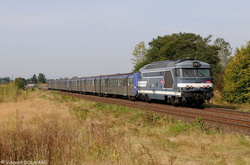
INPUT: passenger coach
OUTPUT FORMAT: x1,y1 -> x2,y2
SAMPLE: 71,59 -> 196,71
48,73 -> 140,100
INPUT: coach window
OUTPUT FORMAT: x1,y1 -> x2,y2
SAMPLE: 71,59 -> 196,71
96,79 -> 100,86
87,80 -> 92,85
110,79 -> 114,86
114,79 -> 118,86
128,78 -> 133,86
109,79 -> 117,86
121,79 -> 125,86
108,79 -> 112,86
122,79 -> 125,86
101,79 -> 106,86
118,79 -> 121,86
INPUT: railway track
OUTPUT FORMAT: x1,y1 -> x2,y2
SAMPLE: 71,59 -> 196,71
57,91 -> 250,135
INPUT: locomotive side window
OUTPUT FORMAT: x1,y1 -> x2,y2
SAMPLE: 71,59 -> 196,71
143,71 -> 164,77
175,69 -> 181,77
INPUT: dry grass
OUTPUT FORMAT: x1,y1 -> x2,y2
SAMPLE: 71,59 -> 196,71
0,83 -> 29,102
0,89 -> 249,165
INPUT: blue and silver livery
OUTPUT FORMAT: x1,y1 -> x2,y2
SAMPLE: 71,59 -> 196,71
137,58 -> 214,106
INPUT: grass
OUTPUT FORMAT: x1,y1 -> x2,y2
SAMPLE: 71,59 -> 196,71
0,83 -> 29,102
0,88 -> 249,164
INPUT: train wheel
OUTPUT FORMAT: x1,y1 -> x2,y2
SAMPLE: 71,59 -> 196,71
172,97 -> 180,106
144,95 -> 151,103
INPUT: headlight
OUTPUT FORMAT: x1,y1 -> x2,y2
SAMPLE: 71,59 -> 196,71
203,85 -> 210,89
186,85 -> 193,89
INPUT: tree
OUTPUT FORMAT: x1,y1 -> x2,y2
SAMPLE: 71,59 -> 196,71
26,78 -> 31,84
222,41 -> 250,103
38,73 -> 46,83
214,38 -> 232,68
0,77 -> 11,84
131,33 -> 221,75
31,74 -> 37,83
145,33 -> 220,66
212,38 -> 233,90
15,77 -> 25,90
21,78 -> 27,85
131,41 -> 148,72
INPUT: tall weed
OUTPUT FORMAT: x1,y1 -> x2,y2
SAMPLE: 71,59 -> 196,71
0,83 -> 28,102
0,112 -> 85,164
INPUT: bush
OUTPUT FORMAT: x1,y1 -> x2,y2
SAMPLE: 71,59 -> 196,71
222,41 -> 250,103
15,77 -> 25,90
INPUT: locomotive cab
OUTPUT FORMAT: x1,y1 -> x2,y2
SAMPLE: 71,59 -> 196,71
174,61 -> 214,106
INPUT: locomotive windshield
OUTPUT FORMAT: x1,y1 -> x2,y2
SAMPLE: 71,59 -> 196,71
176,68 -> 211,77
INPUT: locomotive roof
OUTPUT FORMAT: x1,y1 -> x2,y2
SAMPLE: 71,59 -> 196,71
140,58 -> 210,71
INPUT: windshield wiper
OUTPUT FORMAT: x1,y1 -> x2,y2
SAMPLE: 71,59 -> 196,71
184,70 -> 191,77
198,71 -> 204,77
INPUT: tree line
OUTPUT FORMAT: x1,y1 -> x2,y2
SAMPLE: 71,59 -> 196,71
131,32 -> 249,104
0,73 -> 47,85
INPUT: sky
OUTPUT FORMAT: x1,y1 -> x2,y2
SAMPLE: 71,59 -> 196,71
1,0 -> 250,79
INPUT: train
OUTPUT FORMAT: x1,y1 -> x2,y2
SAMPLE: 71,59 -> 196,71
47,58 -> 214,106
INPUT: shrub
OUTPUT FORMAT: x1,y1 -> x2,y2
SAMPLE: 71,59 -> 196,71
14,77 -> 25,90
222,42 -> 250,103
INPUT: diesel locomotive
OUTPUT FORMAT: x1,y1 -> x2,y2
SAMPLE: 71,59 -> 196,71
48,58 -> 214,106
